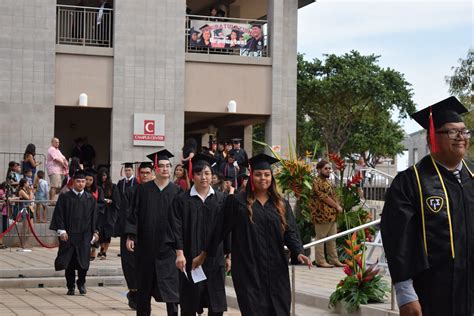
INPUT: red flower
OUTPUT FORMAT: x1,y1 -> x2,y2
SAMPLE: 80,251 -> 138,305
343,265 -> 353,276
347,172 -> 363,187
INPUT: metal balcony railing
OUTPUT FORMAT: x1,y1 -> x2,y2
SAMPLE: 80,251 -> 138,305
56,5 -> 113,48
185,15 -> 269,57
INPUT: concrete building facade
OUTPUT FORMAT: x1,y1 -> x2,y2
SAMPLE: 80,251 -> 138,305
0,0 -> 315,180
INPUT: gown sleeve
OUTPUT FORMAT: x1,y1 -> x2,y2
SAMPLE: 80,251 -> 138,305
380,169 -> 429,283
111,184 -> 121,225
283,200 -> 304,256
125,186 -> 140,238
49,193 -> 66,231
207,194 -> 238,256
170,194 -> 184,251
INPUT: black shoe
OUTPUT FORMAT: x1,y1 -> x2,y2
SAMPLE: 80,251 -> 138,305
78,285 -> 87,295
67,288 -> 75,295
127,291 -> 137,310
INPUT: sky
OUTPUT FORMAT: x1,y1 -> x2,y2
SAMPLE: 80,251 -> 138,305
297,0 -> 473,135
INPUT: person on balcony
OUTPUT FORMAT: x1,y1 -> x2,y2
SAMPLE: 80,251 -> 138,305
310,160 -> 346,268
198,28 -> 212,48
381,96 -> 473,316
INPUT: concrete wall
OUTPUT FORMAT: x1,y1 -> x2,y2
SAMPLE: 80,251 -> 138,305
265,0 -> 298,158
403,130 -> 429,166
184,61 -> 272,115
55,54 -> 113,107
110,0 -> 186,180
0,0 -> 56,158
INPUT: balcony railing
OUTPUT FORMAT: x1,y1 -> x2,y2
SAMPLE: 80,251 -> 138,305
186,15 -> 269,57
56,5 -> 113,48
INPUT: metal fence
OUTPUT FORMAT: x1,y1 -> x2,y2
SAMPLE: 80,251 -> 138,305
0,152 -> 46,182
185,15 -> 269,57
56,5 -> 113,48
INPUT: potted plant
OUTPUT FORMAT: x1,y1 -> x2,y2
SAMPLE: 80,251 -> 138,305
329,232 -> 389,313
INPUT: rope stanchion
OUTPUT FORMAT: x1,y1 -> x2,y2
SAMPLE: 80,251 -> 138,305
25,213 -> 58,249
0,211 -> 23,239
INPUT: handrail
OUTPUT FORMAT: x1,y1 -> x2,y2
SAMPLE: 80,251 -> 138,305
302,219 -> 381,249
186,14 -> 268,24
360,167 -> 395,179
57,4 -> 113,11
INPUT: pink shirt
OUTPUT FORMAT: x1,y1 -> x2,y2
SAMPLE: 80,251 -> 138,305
47,146 -> 67,176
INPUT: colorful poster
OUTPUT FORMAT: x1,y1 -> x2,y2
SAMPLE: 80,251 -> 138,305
189,20 -> 266,56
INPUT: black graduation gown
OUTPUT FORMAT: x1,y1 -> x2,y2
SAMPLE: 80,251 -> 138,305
98,183 -> 120,240
126,181 -> 182,303
208,192 -> 303,316
114,177 -> 137,237
232,148 -> 248,173
50,190 -> 97,271
381,156 -> 473,316
170,189 -> 230,314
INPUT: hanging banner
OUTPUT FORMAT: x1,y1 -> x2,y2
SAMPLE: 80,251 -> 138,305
133,113 -> 165,146
188,20 -> 266,57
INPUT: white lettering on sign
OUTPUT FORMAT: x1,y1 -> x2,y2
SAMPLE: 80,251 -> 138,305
133,114 -> 165,147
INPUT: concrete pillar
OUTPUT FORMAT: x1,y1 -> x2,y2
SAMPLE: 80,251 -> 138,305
265,0 -> 298,159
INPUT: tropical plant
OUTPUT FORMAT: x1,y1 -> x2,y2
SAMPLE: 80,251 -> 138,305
329,232 -> 389,312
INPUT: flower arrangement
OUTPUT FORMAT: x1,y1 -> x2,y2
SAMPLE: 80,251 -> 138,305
329,232 -> 389,312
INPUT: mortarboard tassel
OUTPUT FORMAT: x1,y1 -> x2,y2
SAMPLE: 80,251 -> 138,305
154,154 -> 160,174
135,163 -> 141,184
120,166 -> 123,178
429,106 -> 439,153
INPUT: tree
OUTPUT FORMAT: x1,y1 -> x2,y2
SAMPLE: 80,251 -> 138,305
445,49 -> 473,158
297,51 -> 416,159
445,49 -> 473,107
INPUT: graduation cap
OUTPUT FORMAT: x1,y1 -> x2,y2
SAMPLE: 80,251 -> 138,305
191,153 -> 217,166
146,149 -> 174,174
410,96 -> 468,153
199,24 -> 210,31
231,138 -> 242,143
146,149 -> 174,162
121,162 -> 134,169
72,170 -> 86,179
224,175 -> 234,181
84,168 -> 97,177
213,29 -> 223,36
189,27 -> 199,35
138,161 -> 154,170
247,154 -> 279,191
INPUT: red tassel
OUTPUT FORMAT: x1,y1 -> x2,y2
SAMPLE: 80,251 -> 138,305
429,106 -> 439,153
154,154 -> 160,174
188,159 -> 192,183
249,163 -> 255,192
136,166 -> 141,184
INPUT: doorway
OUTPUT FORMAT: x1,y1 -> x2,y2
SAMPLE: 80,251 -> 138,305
54,106 -> 111,169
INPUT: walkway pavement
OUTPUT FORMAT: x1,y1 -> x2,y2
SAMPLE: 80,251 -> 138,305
0,242 -> 398,315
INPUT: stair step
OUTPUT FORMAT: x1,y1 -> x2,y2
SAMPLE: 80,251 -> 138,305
1,265 -> 123,279
0,275 -> 126,289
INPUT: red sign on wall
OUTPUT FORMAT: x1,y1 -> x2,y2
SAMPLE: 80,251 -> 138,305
133,114 -> 165,146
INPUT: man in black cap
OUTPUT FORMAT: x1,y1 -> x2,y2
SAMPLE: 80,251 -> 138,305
126,150 -> 182,316
381,96 -> 473,316
171,153 -> 230,316
230,138 -> 248,174
114,162 -> 139,308
50,170 -> 98,296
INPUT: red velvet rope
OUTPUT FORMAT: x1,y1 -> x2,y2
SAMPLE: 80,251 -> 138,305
0,210 -> 23,239
25,213 -> 58,249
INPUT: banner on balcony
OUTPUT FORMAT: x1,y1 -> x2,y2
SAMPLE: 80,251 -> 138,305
189,20 -> 266,57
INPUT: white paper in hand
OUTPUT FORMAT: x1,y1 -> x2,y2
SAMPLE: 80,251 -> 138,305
191,266 -> 207,283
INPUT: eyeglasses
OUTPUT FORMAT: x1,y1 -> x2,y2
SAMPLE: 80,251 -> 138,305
435,129 -> 471,140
